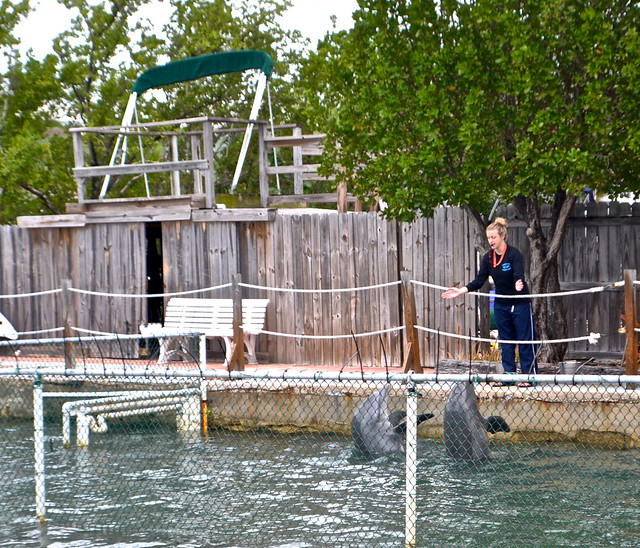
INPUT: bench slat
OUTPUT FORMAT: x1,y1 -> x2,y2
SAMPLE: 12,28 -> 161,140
141,297 -> 269,364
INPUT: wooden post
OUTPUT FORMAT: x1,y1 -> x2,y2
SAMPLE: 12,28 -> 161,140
170,135 -> 181,196
258,123 -> 269,208
337,181 -> 348,213
62,279 -> 75,370
71,131 -> 86,203
624,269 -> 638,376
401,270 -> 423,373
202,119 -> 215,208
228,273 -> 245,371
190,134 -> 202,194
293,126 -> 303,195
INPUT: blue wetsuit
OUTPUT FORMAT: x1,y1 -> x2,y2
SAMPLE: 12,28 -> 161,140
466,245 -> 538,375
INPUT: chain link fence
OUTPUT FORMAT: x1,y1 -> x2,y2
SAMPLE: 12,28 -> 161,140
1,335 -> 639,547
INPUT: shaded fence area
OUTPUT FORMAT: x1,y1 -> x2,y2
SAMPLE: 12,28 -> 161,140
0,203 -> 638,366
499,202 -> 639,356
1,336 -> 639,547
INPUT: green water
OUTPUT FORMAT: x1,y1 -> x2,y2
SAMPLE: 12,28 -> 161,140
1,421 -> 638,547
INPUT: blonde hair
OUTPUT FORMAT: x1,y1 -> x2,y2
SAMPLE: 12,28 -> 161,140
486,217 -> 508,239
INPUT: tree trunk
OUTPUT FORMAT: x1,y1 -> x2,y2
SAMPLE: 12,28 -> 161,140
529,253 -> 567,363
463,204 -> 490,252
513,192 -> 577,364
467,192 -> 576,364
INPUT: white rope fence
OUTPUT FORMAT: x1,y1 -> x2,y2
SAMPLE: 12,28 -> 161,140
411,279 -> 624,299
68,283 -> 232,298
72,327 -> 121,337
415,326 -> 601,346
240,280 -> 401,341
17,327 -> 65,336
239,280 -> 401,293
259,326 -> 405,340
0,278 -> 624,300
0,277 -> 635,352
0,288 -> 63,299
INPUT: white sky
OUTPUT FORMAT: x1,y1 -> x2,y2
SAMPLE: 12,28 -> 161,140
15,0 -> 359,59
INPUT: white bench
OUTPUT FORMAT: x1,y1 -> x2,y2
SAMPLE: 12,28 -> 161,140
140,297 -> 269,365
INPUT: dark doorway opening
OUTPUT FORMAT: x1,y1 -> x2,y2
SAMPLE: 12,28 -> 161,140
146,223 -> 164,323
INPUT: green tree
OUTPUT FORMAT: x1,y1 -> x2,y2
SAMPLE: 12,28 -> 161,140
0,0 -> 28,47
0,1 -> 74,222
297,0 -> 640,362
1,0 -> 304,218
135,0 -> 304,196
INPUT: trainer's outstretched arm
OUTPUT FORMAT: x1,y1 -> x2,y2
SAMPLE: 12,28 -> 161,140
441,286 -> 468,299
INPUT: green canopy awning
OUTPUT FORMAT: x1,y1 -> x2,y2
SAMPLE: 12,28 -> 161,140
132,50 -> 274,95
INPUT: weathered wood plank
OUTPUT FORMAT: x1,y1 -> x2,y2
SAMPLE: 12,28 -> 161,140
16,215 -> 86,228
192,208 -> 276,222
1,203 -> 638,366
264,134 -> 325,148
73,159 -> 208,178
266,164 -> 322,176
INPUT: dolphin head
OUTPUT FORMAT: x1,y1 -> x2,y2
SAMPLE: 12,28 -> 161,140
0,312 -> 18,340
444,382 -> 490,461
351,385 -> 433,461
485,415 -> 510,434
351,386 -> 401,459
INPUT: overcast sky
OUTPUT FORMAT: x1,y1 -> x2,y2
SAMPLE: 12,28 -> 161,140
15,0 -> 359,59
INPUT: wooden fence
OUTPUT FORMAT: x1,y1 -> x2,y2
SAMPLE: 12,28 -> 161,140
497,202 -> 639,357
0,203 -> 638,366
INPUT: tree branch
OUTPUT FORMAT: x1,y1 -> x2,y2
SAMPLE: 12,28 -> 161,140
544,191 -> 577,268
18,182 -> 61,215
462,204 -> 488,253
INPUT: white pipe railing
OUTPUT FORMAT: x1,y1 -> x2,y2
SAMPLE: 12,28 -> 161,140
7,367 -> 640,385
20,368 -> 640,529
61,388 -> 201,447
89,403 -> 183,433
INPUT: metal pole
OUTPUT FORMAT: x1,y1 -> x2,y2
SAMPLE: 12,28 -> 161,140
198,333 -> 207,370
76,412 -> 91,448
404,378 -> 418,547
200,380 -> 209,436
231,73 -> 267,192
62,410 -> 72,448
100,92 -> 138,199
33,375 -> 46,523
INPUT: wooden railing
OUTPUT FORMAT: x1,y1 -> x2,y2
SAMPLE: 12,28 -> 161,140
258,124 -> 355,211
70,116 -> 254,208
70,117 -> 352,210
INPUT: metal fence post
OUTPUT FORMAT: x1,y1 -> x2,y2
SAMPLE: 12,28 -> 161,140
405,377 -> 418,547
33,374 -> 46,523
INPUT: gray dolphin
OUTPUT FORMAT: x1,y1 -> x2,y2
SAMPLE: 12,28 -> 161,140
351,385 -> 434,460
443,382 -> 510,461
